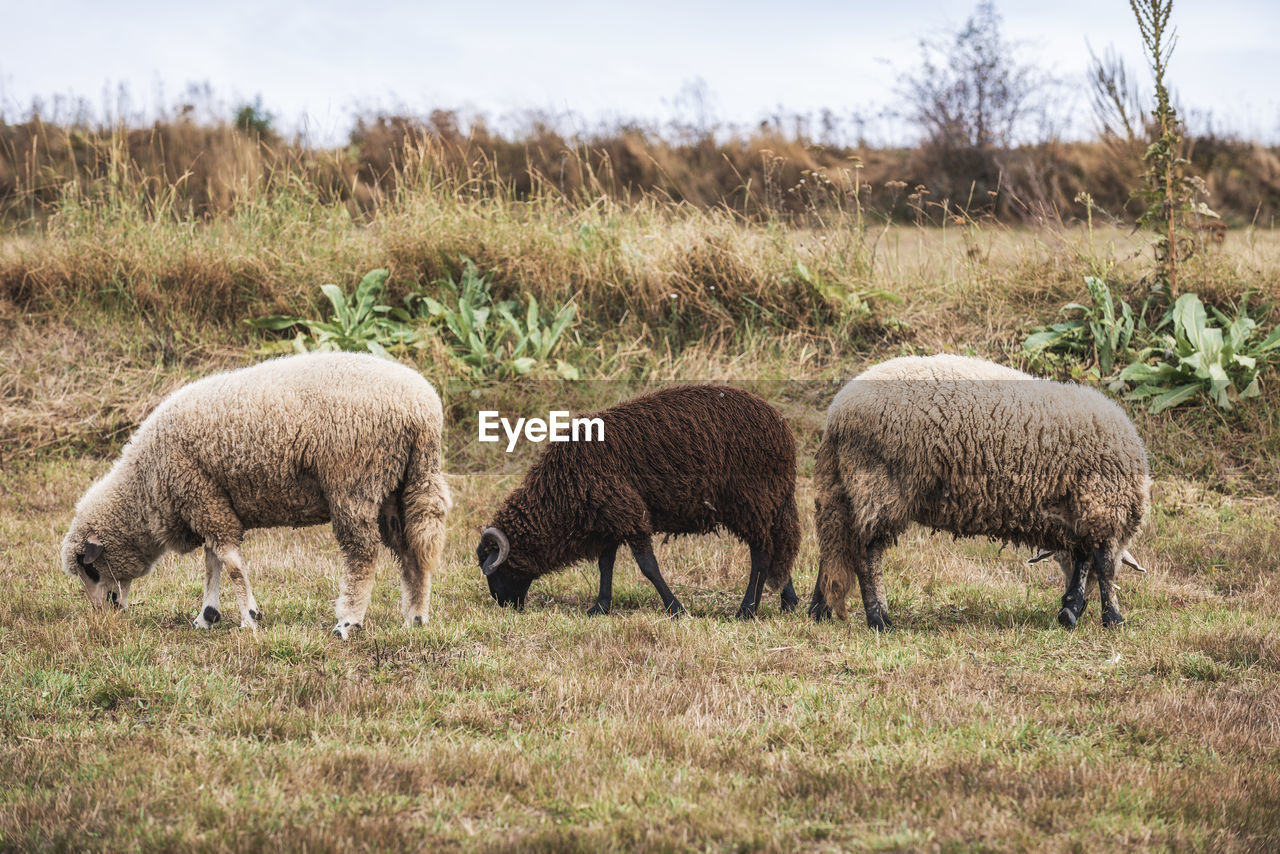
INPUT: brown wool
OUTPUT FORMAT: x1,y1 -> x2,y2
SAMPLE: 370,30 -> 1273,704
482,385 -> 801,597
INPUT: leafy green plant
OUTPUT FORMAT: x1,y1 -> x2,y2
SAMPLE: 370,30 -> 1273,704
411,258 -> 580,380
249,268 -> 417,358
1120,293 -> 1280,413
1022,276 -> 1137,377
792,261 -> 899,322
498,297 -> 581,380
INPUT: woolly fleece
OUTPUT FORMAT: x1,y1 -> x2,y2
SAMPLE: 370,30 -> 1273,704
813,354 -> 1150,626
60,352 -> 450,633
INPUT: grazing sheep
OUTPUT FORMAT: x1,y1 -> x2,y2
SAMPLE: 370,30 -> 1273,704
60,352 -> 451,639
810,354 -> 1150,631
476,385 -> 801,618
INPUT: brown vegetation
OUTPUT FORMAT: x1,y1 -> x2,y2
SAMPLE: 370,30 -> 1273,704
3,112 -> 1279,227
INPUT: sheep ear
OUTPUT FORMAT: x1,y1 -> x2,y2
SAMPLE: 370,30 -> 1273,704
82,537 -> 104,566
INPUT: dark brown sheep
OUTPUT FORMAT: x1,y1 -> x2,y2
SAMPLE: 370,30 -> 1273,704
476,385 -> 801,618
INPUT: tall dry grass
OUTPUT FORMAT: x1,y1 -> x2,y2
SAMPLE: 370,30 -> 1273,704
4,111 -> 1279,227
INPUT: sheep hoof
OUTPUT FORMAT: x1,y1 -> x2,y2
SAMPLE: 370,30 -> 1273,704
193,606 -> 221,629
332,621 -> 361,640
809,603 -> 833,623
666,601 -> 687,618
1057,607 -> 1079,630
780,598 -> 799,614
586,602 -> 610,617
734,606 -> 757,621
867,614 -> 891,632
410,615 -> 427,626
1102,611 -> 1125,629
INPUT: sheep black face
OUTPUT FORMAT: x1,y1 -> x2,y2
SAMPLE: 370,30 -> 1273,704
477,527 -> 534,608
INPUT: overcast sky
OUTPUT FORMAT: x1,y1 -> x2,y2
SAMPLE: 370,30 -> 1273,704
2,0 -> 1276,144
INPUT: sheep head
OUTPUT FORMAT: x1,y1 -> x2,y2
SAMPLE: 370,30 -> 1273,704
60,525 -> 145,610
477,527 -> 533,608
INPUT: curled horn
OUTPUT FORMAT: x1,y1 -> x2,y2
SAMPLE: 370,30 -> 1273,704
1029,549 -> 1147,573
480,527 -> 509,575
1120,550 -> 1148,573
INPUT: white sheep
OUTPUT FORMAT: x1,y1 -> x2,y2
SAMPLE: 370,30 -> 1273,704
811,354 -> 1151,630
60,352 -> 451,638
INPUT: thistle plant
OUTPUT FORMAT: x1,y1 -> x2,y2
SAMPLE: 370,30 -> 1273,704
1128,0 -> 1217,301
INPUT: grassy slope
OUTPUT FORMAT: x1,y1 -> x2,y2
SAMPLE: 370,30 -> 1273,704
1,192 -> 1279,850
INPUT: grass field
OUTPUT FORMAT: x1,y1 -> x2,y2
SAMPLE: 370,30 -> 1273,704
2,172 -> 1279,849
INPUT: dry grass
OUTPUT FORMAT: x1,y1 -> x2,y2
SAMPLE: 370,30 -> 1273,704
1,457 -> 1278,851
4,114 -> 1279,226
2,164 -> 1280,848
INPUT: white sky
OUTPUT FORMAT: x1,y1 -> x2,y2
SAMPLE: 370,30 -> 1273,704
1,0 -> 1276,144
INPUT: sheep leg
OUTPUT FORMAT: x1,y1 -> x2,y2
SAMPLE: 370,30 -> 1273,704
861,539 -> 892,630
1057,549 -> 1091,630
396,467 -> 450,627
858,540 -> 892,632
808,562 -> 834,622
780,579 -> 800,613
811,481 -> 857,622
629,539 -> 685,616
192,546 -> 223,629
215,544 -> 262,630
1094,545 -> 1125,628
392,540 -> 434,627
332,514 -> 380,640
735,545 -> 770,620
395,515 -> 445,629
587,545 -> 616,616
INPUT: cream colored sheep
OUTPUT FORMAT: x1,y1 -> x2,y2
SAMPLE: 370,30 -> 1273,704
60,352 -> 451,638
810,354 -> 1150,631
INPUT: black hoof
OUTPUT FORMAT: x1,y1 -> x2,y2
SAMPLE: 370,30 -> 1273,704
412,615 -> 426,625
248,609 -> 262,624
1102,611 -> 1125,629
203,606 -> 221,625
586,602 -> 610,617
666,601 -> 686,618
735,607 -> 757,621
1057,607 -> 1079,630
780,585 -> 800,613
809,603 -> 833,622
867,615 -> 891,632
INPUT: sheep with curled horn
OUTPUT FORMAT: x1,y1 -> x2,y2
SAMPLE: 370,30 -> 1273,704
811,354 -> 1151,631
61,352 -> 451,639
477,385 -> 801,618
